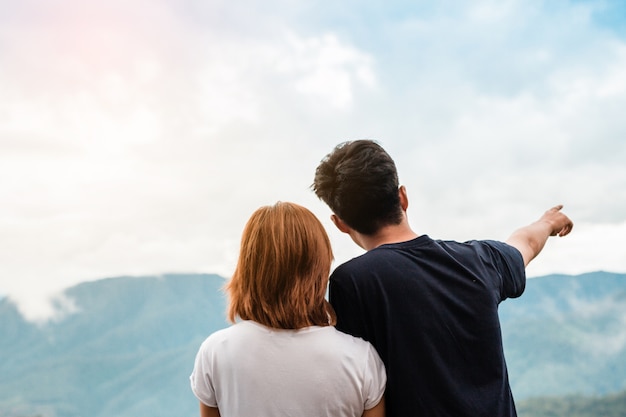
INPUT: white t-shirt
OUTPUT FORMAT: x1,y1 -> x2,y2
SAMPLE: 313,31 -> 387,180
190,320 -> 386,417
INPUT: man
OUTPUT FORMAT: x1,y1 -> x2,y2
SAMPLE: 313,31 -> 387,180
312,140 -> 573,417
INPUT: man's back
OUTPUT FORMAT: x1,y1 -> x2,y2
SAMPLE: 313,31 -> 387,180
329,235 -> 526,417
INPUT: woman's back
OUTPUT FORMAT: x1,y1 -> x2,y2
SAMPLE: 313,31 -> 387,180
189,202 -> 386,416
191,321 -> 385,417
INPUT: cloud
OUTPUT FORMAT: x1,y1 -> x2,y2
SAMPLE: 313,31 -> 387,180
1,0 -> 626,321
566,293 -> 626,357
0,0 -> 379,321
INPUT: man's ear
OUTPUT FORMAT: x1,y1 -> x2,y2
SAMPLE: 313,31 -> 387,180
331,214 -> 351,234
399,185 -> 409,211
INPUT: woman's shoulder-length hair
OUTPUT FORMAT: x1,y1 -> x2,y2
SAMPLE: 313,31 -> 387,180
225,201 -> 337,329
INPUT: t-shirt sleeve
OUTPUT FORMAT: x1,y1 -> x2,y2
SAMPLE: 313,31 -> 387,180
482,240 -> 526,300
189,338 -> 218,407
329,272 -> 368,340
362,343 -> 387,410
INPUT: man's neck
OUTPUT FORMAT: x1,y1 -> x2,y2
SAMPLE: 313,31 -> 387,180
356,222 -> 419,251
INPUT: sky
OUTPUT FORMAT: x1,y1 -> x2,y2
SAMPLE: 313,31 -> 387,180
1,0 -> 626,322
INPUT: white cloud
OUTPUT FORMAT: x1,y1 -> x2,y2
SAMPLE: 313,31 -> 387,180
275,32 -> 377,109
0,0 -> 378,321
563,294 -> 626,357
1,0 -> 626,321
526,221 -> 626,278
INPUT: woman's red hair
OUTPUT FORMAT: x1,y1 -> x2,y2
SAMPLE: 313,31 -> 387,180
226,202 -> 336,329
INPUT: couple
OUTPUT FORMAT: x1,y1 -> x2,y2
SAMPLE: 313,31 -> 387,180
190,140 -> 574,417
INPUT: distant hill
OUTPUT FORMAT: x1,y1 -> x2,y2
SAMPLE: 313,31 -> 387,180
0,271 -> 625,416
500,271 -> 626,399
0,274 -> 228,417
517,390 -> 626,417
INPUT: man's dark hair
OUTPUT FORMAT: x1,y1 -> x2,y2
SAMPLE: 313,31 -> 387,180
312,140 -> 403,235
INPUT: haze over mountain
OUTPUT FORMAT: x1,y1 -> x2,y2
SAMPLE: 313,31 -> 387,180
0,274 -> 228,417
1,271 -> 625,417
500,271 -> 626,399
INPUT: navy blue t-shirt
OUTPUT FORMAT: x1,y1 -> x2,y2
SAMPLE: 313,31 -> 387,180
329,235 -> 525,417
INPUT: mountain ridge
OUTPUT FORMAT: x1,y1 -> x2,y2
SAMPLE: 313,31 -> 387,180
1,271 -> 625,417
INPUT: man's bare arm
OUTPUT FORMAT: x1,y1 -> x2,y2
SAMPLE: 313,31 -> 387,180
506,205 -> 573,267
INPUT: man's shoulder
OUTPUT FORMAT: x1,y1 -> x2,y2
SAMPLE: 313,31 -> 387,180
331,238 -> 426,283
334,235 -> 440,269
456,239 -> 523,263
332,237 -> 519,278
437,238 -> 518,256
332,248 -> 392,275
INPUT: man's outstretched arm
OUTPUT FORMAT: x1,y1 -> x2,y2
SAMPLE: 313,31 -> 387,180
506,205 -> 574,267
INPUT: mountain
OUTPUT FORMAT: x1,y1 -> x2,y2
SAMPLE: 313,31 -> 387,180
517,390 -> 626,417
0,274 -> 228,417
0,271 -> 625,416
500,271 -> 626,399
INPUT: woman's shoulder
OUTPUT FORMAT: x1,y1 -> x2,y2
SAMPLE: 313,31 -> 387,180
199,321 -> 258,347
324,326 -> 377,353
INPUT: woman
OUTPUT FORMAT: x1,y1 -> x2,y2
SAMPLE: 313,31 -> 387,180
190,202 -> 385,417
